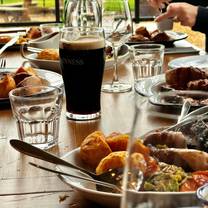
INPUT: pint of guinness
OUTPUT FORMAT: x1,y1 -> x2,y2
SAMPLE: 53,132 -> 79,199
59,27 -> 105,120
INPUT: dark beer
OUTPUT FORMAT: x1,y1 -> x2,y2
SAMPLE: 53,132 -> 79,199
59,36 -> 105,119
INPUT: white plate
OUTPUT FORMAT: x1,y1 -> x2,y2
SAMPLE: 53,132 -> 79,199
0,68 -> 63,103
23,44 -> 129,73
149,90 -> 208,108
57,148 -> 199,208
134,74 -> 165,97
23,53 -> 61,73
168,55 -> 208,69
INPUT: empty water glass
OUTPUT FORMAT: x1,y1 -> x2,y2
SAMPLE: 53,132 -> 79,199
129,44 -> 164,82
9,86 -> 63,150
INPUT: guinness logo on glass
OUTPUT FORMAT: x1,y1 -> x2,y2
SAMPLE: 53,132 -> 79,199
63,58 -> 84,65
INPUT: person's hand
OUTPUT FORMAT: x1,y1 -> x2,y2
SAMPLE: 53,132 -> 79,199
155,3 -> 198,27
147,0 -> 171,9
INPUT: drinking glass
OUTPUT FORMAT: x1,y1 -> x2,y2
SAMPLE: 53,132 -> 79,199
64,0 -> 101,27
9,86 -> 63,150
59,27 -> 105,120
101,0 -> 133,93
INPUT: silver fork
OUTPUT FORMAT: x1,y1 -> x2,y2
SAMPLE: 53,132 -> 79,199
0,58 -> 6,68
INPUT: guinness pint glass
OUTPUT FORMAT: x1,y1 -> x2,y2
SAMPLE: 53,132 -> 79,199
59,27 -> 105,120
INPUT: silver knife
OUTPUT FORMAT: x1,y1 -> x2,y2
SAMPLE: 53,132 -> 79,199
0,35 -> 19,55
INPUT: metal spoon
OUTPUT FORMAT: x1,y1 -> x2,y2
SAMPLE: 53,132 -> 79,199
29,162 -> 121,193
10,139 -> 136,188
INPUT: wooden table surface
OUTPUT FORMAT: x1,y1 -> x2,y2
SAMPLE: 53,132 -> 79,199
0,45 -> 204,208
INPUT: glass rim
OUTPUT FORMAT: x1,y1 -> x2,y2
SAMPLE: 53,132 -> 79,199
129,44 -> 165,51
60,26 -> 104,33
9,86 -> 59,99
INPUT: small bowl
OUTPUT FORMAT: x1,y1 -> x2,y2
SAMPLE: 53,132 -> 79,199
197,183 -> 208,205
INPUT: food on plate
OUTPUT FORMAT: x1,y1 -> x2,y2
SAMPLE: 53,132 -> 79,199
15,66 -> 37,76
0,74 -> 16,98
96,151 -> 126,175
143,130 -> 187,148
17,75 -> 47,87
180,170 -> 208,191
26,27 -> 42,39
0,66 -> 48,98
106,132 -> 129,151
150,30 -> 170,42
129,26 -> 170,42
132,139 -> 150,158
37,49 -> 59,60
0,35 -> 12,43
79,130 -> 208,192
16,27 -> 43,44
130,34 -> 149,42
144,163 -> 187,192
105,46 -> 113,59
165,66 -> 208,90
80,131 -> 112,168
187,79 -> 208,91
150,147 -> 208,171
135,26 -> 151,39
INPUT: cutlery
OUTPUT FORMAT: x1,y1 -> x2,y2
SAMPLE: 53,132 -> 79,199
10,139 -> 95,175
0,35 -> 19,56
177,100 -> 191,123
10,139 -> 136,189
29,162 -> 121,193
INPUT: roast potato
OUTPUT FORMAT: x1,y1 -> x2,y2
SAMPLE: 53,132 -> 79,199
80,131 -> 112,169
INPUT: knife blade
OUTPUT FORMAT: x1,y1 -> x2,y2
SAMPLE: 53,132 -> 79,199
0,35 -> 19,55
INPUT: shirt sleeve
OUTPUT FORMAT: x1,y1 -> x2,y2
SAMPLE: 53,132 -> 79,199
172,0 -> 208,7
192,6 -> 208,34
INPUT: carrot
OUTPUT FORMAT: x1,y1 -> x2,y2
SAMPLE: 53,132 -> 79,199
180,171 -> 208,192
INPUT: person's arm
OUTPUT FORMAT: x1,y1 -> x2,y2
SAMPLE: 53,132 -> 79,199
155,3 -> 198,27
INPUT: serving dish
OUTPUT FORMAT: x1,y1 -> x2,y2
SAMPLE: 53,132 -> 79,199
168,55 -> 208,69
0,68 -> 63,105
127,31 -> 188,47
57,148 -> 199,208
149,90 -> 208,108
21,44 -> 130,73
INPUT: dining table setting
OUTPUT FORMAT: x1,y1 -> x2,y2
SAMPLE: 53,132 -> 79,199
2,1 -> 208,207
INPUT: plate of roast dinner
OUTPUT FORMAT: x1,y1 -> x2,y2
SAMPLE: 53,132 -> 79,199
127,26 -> 188,47
0,66 -> 63,105
149,67 -> 208,108
56,127 -> 208,207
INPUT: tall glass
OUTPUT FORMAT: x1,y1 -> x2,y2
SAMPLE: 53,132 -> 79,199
59,27 -> 105,120
101,0 -> 132,93
64,0 -> 101,27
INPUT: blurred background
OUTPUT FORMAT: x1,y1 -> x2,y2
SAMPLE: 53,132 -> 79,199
0,0 -> 204,49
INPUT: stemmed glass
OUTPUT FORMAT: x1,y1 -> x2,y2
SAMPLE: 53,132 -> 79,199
64,0 -> 101,27
102,0 -> 133,93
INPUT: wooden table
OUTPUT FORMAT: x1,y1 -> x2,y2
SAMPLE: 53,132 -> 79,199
0,47 -> 204,208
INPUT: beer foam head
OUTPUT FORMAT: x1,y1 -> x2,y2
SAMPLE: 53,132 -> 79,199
60,36 -> 105,50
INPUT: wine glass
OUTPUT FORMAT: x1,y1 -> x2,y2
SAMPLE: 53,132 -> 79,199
101,0 -> 133,93
64,0 -> 101,27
